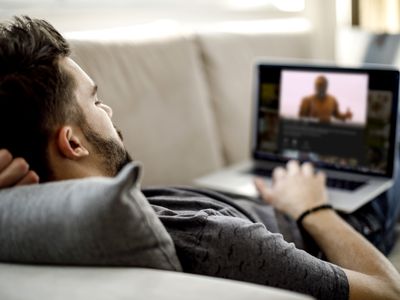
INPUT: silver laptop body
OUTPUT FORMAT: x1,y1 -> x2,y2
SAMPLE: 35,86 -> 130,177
195,62 -> 400,213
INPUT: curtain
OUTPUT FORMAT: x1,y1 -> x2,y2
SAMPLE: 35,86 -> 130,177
353,0 -> 400,33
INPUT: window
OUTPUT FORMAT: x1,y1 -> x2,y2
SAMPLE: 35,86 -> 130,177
0,0 -> 306,31
353,0 -> 400,33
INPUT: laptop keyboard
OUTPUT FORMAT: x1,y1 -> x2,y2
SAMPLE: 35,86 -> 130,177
247,167 -> 366,191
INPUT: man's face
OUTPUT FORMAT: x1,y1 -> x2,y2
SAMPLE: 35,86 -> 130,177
61,57 -> 132,176
315,76 -> 328,99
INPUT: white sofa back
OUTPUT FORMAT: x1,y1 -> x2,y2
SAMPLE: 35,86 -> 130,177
67,22 -> 314,185
68,25 -> 224,186
198,30 -> 313,164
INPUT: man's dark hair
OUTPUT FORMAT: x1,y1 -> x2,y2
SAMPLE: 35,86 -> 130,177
0,16 -> 81,181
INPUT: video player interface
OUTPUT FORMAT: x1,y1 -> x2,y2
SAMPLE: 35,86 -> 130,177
255,65 -> 397,176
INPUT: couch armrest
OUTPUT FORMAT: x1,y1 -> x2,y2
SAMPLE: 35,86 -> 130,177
0,263 -> 312,300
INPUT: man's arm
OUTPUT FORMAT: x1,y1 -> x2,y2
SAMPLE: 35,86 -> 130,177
0,149 -> 39,188
332,98 -> 353,121
303,209 -> 400,300
255,161 -> 400,300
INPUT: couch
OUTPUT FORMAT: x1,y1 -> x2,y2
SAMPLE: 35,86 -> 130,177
0,20 -> 398,299
66,20 -> 313,186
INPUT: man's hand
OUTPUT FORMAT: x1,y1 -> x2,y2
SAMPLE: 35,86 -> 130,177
0,149 -> 39,188
255,160 -> 400,300
254,160 -> 328,220
345,108 -> 353,120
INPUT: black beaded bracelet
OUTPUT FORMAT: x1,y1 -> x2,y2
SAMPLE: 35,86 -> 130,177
296,204 -> 334,226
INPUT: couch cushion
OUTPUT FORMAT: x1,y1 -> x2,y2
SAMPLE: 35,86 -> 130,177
0,163 -> 181,271
67,23 -> 224,186
336,27 -> 380,66
0,264 -> 313,300
197,25 -> 313,164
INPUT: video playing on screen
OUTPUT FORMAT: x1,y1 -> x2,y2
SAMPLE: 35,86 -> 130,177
279,70 -> 368,126
256,66 -> 394,175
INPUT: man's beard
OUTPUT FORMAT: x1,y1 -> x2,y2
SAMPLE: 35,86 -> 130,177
83,125 -> 133,177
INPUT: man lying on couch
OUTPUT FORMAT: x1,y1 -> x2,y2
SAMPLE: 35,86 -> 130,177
0,16 -> 399,300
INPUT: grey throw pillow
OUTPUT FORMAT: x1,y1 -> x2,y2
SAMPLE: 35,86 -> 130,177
0,162 -> 181,271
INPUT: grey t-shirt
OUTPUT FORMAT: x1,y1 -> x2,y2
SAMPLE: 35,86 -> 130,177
143,187 -> 349,300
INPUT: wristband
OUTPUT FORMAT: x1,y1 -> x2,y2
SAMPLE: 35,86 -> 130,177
296,204 -> 333,226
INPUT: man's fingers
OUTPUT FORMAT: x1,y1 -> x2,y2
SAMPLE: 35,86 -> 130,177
301,162 -> 314,177
273,167 -> 286,182
0,153 -> 39,187
16,170 -> 40,186
0,149 -> 13,171
0,158 -> 30,188
287,160 -> 300,176
316,171 -> 326,184
254,178 -> 274,204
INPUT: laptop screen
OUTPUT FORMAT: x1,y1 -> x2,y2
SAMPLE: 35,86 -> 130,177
253,63 -> 399,177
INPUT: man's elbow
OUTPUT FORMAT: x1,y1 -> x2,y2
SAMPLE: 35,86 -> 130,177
348,271 -> 400,300
377,275 -> 400,300
388,278 -> 400,299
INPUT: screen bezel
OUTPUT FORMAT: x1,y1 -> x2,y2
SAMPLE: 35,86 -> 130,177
251,62 -> 400,178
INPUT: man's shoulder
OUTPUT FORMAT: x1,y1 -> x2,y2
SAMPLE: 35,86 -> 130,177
143,187 -> 254,221
301,95 -> 313,103
327,94 -> 338,103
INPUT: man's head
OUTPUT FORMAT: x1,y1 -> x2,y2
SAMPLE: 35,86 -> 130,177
0,16 -> 131,182
314,75 -> 328,99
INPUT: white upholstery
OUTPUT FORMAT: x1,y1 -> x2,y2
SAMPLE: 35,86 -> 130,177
0,264 -> 313,300
68,25 -> 224,186
66,23 -> 315,184
335,28 -> 371,66
197,30 -> 313,164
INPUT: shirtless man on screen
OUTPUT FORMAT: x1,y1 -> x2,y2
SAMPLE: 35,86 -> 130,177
299,75 -> 353,123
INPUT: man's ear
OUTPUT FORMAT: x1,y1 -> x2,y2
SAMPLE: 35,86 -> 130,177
56,126 -> 89,160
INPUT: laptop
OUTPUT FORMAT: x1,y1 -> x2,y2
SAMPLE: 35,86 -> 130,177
195,61 -> 400,213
